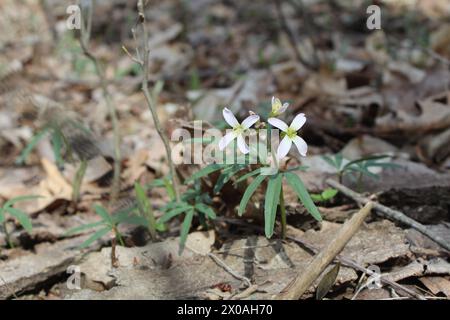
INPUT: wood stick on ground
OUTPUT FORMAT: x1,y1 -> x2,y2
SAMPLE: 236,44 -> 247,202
275,202 -> 374,300
215,217 -> 426,300
326,179 -> 450,252
285,235 -> 426,300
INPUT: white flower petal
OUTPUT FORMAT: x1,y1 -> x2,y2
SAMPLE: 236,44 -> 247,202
277,136 -> 292,160
218,131 -> 237,150
241,114 -> 259,129
271,96 -> 276,105
290,113 -> 306,131
279,102 -> 289,114
292,135 -> 308,156
237,134 -> 249,154
268,118 -> 288,132
223,108 -> 239,128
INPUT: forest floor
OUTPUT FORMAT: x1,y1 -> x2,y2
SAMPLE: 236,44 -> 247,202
0,0 -> 450,300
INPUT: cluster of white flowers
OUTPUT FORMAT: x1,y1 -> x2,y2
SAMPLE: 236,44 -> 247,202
218,96 -> 308,161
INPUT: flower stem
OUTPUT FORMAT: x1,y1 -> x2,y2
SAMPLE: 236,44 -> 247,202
279,186 -> 287,239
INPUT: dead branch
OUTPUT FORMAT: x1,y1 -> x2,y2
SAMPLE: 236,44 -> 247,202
275,202 -> 374,300
327,179 -> 450,252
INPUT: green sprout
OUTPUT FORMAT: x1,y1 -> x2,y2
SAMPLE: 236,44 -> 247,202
0,195 -> 40,248
65,204 -> 148,249
322,153 -> 401,189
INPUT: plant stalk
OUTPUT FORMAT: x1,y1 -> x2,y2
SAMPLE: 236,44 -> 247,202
79,0 -> 121,205
136,0 -> 181,202
279,186 -> 287,239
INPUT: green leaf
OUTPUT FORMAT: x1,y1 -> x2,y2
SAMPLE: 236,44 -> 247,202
51,129 -> 65,168
93,204 -> 113,225
238,175 -> 266,216
234,168 -> 261,185
310,193 -> 323,202
0,209 -> 5,224
285,165 -> 309,173
162,177 -> 176,201
80,227 -> 110,248
178,209 -> 194,255
6,207 -> 32,233
185,164 -> 227,183
264,174 -> 282,238
335,153 -> 344,169
134,182 -> 157,238
321,188 -> 338,201
4,195 -> 41,208
120,215 -> 149,228
316,263 -> 341,300
158,204 -> 193,224
322,155 -> 339,170
15,128 -> 49,165
194,203 -> 216,220
65,221 -> 105,236
285,172 -> 322,222
213,165 -> 244,193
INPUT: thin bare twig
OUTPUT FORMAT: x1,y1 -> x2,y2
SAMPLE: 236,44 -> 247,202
79,0 -> 121,205
129,0 -> 181,202
327,179 -> 450,252
187,245 -> 252,287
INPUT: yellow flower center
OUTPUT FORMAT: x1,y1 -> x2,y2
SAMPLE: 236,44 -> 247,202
233,124 -> 244,134
286,127 -> 297,139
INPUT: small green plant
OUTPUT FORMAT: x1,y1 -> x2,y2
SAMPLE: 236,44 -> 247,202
0,195 -> 40,248
158,180 -> 216,254
16,116 -> 95,204
322,153 -> 401,187
311,188 -> 338,203
65,204 -> 148,249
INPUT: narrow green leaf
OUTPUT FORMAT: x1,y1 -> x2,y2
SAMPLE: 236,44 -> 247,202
264,174 -> 282,238
285,172 -> 322,222
15,128 -> 49,165
93,204 -> 113,224
238,175 -> 266,216
80,227 -> 110,248
234,168 -> 261,185
134,182 -> 157,238
65,221 -> 105,236
185,164 -> 227,183
213,165 -> 244,193
163,178 -> 176,201
120,215 -> 149,228
195,203 -> 216,219
0,209 -> 5,224
178,209 -> 194,255
6,207 -> 32,233
158,205 -> 192,224
51,129 -> 64,168
322,155 -> 339,170
4,195 -> 41,208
